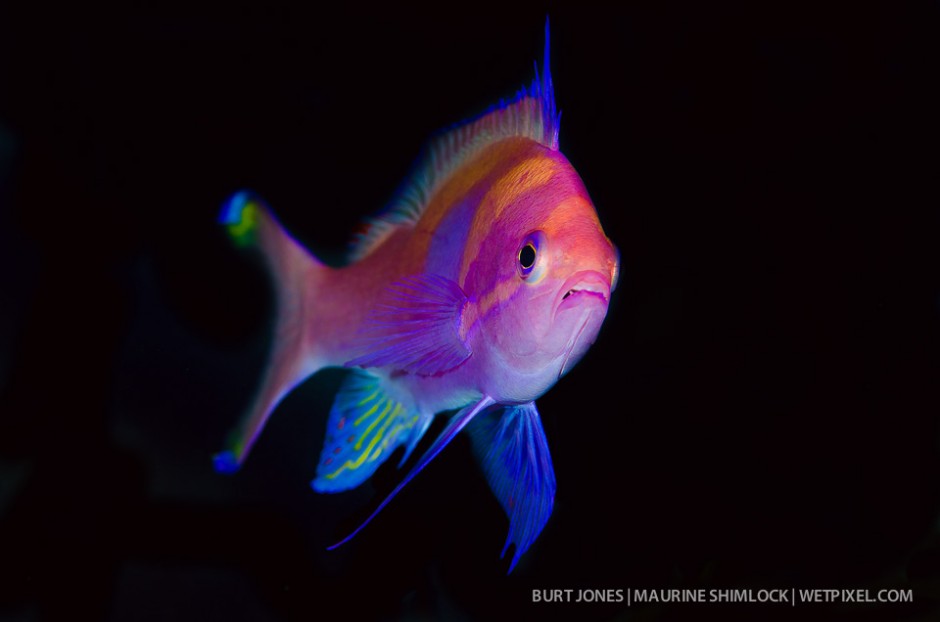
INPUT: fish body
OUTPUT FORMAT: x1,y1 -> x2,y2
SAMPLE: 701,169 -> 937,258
216,22 -> 618,571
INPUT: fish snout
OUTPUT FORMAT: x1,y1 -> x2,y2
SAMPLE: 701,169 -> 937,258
553,271 -> 611,379
610,244 -> 621,292
555,270 -> 611,313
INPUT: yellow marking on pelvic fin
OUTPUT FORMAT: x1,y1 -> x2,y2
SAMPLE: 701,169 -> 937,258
356,388 -> 380,407
325,404 -> 405,480
355,400 -> 392,449
363,403 -> 401,453
379,414 -> 421,457
354,397 -> 384,426
366,405 -> 406,461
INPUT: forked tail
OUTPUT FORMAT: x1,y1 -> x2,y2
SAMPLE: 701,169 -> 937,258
214,191 -> 327,473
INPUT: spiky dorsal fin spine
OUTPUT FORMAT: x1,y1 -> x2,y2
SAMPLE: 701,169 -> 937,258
350,19 -> 560,261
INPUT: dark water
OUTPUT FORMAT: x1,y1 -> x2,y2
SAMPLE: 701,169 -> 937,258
1,3 -> 939,621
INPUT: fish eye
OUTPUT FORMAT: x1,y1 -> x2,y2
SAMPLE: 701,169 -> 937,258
517,231 -> 546,281
519,243 -> 537,270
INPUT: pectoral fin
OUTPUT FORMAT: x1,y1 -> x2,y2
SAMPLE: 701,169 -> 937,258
344,274 -> 472,376
466,401 -> 556,573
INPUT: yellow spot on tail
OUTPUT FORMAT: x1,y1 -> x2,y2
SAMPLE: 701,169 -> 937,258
226,202 -> 259,245
230,439 -> 246,462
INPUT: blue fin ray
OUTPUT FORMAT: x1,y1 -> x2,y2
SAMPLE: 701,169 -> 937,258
467,401 -> 556,573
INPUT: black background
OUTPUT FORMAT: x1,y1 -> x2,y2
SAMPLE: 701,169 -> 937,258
1,2 -> 939,621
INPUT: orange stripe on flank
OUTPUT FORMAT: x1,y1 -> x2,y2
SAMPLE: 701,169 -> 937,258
458,151 -> 563,285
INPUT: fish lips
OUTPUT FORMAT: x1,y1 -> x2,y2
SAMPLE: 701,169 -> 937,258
552,270 -> 611,378
554,270 -> 611,317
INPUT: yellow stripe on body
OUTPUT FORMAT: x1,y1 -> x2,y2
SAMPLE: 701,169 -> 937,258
457,151 -> 562,285
473,277 -> 522,320
396,138 -> 550,270
463,189 -> 605,321
490,156 -> 561,220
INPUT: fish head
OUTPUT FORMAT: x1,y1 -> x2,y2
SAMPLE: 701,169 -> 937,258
470,147 -> 619,402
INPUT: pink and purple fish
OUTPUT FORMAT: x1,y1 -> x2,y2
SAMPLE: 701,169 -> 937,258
214,21 -> 619,571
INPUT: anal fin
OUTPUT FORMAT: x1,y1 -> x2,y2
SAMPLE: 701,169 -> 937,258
313,370 -> 427,493
327,395 -> 495,549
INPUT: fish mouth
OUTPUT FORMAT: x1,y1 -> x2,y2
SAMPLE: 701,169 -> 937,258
555,270 -> 611,313
554,271 -> 610,379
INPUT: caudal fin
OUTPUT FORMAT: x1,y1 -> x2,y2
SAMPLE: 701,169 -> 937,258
214,191 -> 326,473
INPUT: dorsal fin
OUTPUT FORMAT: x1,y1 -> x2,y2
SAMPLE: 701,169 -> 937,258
350,19 -> 560,261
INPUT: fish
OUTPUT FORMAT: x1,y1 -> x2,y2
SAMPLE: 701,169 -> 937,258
213,20 -> 619,572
